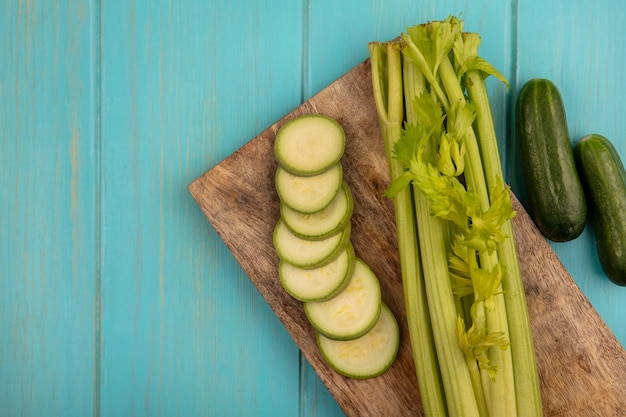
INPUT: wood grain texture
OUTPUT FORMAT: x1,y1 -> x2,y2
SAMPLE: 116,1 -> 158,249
512,0 -> 626,346
3,1 -> 626,416
189,60 -> 626,416
512,196 -> 626,416
98,2 -> 306,416
0,1 -> 98,416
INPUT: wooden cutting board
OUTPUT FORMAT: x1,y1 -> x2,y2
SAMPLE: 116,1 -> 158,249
188,59 -> 626,416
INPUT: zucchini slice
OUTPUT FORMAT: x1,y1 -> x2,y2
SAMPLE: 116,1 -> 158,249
304,258 -> 381,341
317,304 -> 399,379
274,114 -> 346,176
281,181 -> 353,240
279,243 -> 356,302
275,163 -> 343,214
273,219 -> 351,269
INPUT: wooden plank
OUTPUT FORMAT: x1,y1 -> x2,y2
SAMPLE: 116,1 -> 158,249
98,1 -> 306,416
189,59 -> 626,416
0,1 -> 99,416
513,0 -> 626,344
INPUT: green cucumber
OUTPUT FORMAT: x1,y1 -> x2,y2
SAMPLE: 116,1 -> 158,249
574,134 -> 626,286
274,114 -> 346,176
281,181 -> 353,241
516,78 -> 587,242
317,303 -> 399,379
273,219 -> 351,269
279,243 -> 356,302
304,258 -> 381,341
275,163 -> 343,214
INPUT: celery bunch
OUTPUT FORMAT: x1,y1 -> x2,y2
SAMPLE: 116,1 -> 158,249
369,16 -> 543,417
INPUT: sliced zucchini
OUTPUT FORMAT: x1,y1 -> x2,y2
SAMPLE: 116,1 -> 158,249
273,219 -> 351,269
281,181 -> 354,241
317,304 -> 399,379
274,114 -> 346,176
304,258 -> 381,341
279,243 -> 356,302
275,163 -> 343,214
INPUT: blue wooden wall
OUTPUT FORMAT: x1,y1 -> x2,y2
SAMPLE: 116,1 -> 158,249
1,1 -> 624,416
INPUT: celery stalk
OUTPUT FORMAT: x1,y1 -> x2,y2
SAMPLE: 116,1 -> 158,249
368,41 -> 448,417
370,16 -> 543,417
413,188 -> 480,417
403,56 -> 480,417
439,51 -> 517,417
465,69 -> 543,417
400,56 -> 481,417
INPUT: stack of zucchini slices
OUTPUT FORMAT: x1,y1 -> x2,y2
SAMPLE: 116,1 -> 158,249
272,114 -> 399,379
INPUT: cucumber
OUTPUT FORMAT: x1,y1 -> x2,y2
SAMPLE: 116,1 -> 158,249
275,163 -> 343,214
516,78 -> 587,242
317,304 -> 399,379
574,134 -> 626,286
281,181 -> 353,240
304,258 -> 381,341
274,114 -> 346,176
279,243 -> 356,302
273,219 -> 351,269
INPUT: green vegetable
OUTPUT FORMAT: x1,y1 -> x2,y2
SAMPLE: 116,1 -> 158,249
275,163 -> 343,214
467,73 -> 542,417
574,134 -> 626,286
369,16 -> 543,417
516,78 -> 587,242
279,243 -> 356,302
273,219 -> 351,269
274,114 -> 346,176
317,304 -> 400,379
272,113 -> 400,378
304,258 -> 382,340
280,181 -> 353,240
369,41 -> 447,417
